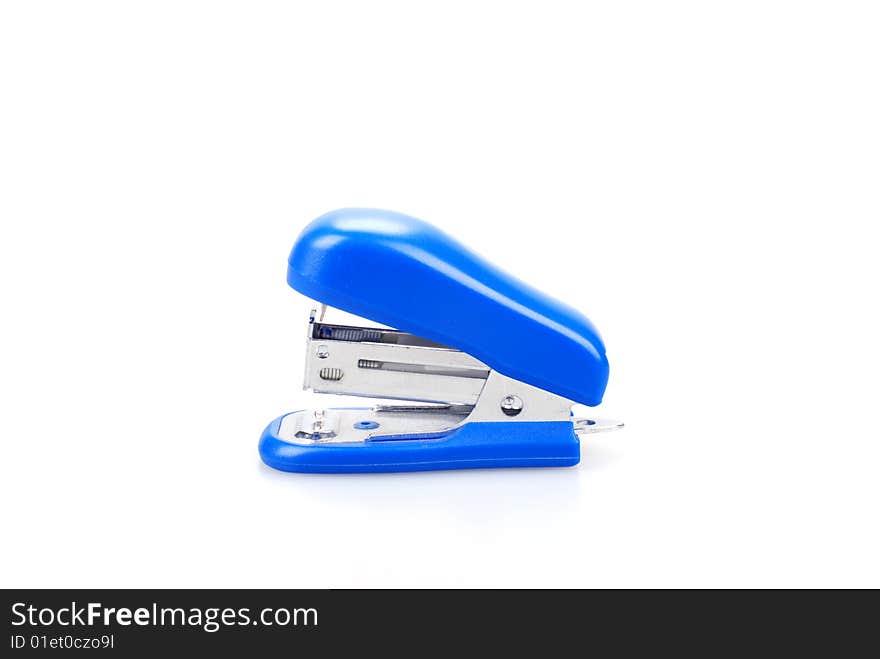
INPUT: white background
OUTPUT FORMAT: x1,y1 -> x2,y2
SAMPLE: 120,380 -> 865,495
1,1 -> 878,588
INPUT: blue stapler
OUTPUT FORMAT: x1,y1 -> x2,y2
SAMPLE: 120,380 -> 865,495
259,208 -> 621,473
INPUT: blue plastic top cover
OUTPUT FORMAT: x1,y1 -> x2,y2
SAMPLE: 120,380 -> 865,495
287,209 -> 609,406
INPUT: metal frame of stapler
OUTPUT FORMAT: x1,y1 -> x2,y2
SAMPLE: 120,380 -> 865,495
259,208 -> 621,473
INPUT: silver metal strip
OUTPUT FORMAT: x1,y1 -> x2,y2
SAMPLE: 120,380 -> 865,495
572,417 -> 625,434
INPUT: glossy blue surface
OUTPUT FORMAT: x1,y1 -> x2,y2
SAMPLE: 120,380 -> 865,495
287,209 -> 609,406
259,413 -> 580,473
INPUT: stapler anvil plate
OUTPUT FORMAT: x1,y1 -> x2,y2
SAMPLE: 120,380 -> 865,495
259,208 -> 621,473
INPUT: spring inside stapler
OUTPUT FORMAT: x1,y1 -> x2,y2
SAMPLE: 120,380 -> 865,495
259,208 -> 622,473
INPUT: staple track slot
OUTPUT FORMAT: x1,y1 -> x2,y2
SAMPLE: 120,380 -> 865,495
357,359 -> 488,379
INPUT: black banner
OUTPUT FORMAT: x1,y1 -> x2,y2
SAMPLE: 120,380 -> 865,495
2,589 -> 873,654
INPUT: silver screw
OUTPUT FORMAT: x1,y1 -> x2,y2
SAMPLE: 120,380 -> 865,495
500,395 -> 523,417
316,344 -> 330,359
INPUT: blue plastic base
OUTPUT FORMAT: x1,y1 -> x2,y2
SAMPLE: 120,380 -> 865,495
258,413 -> 581,474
